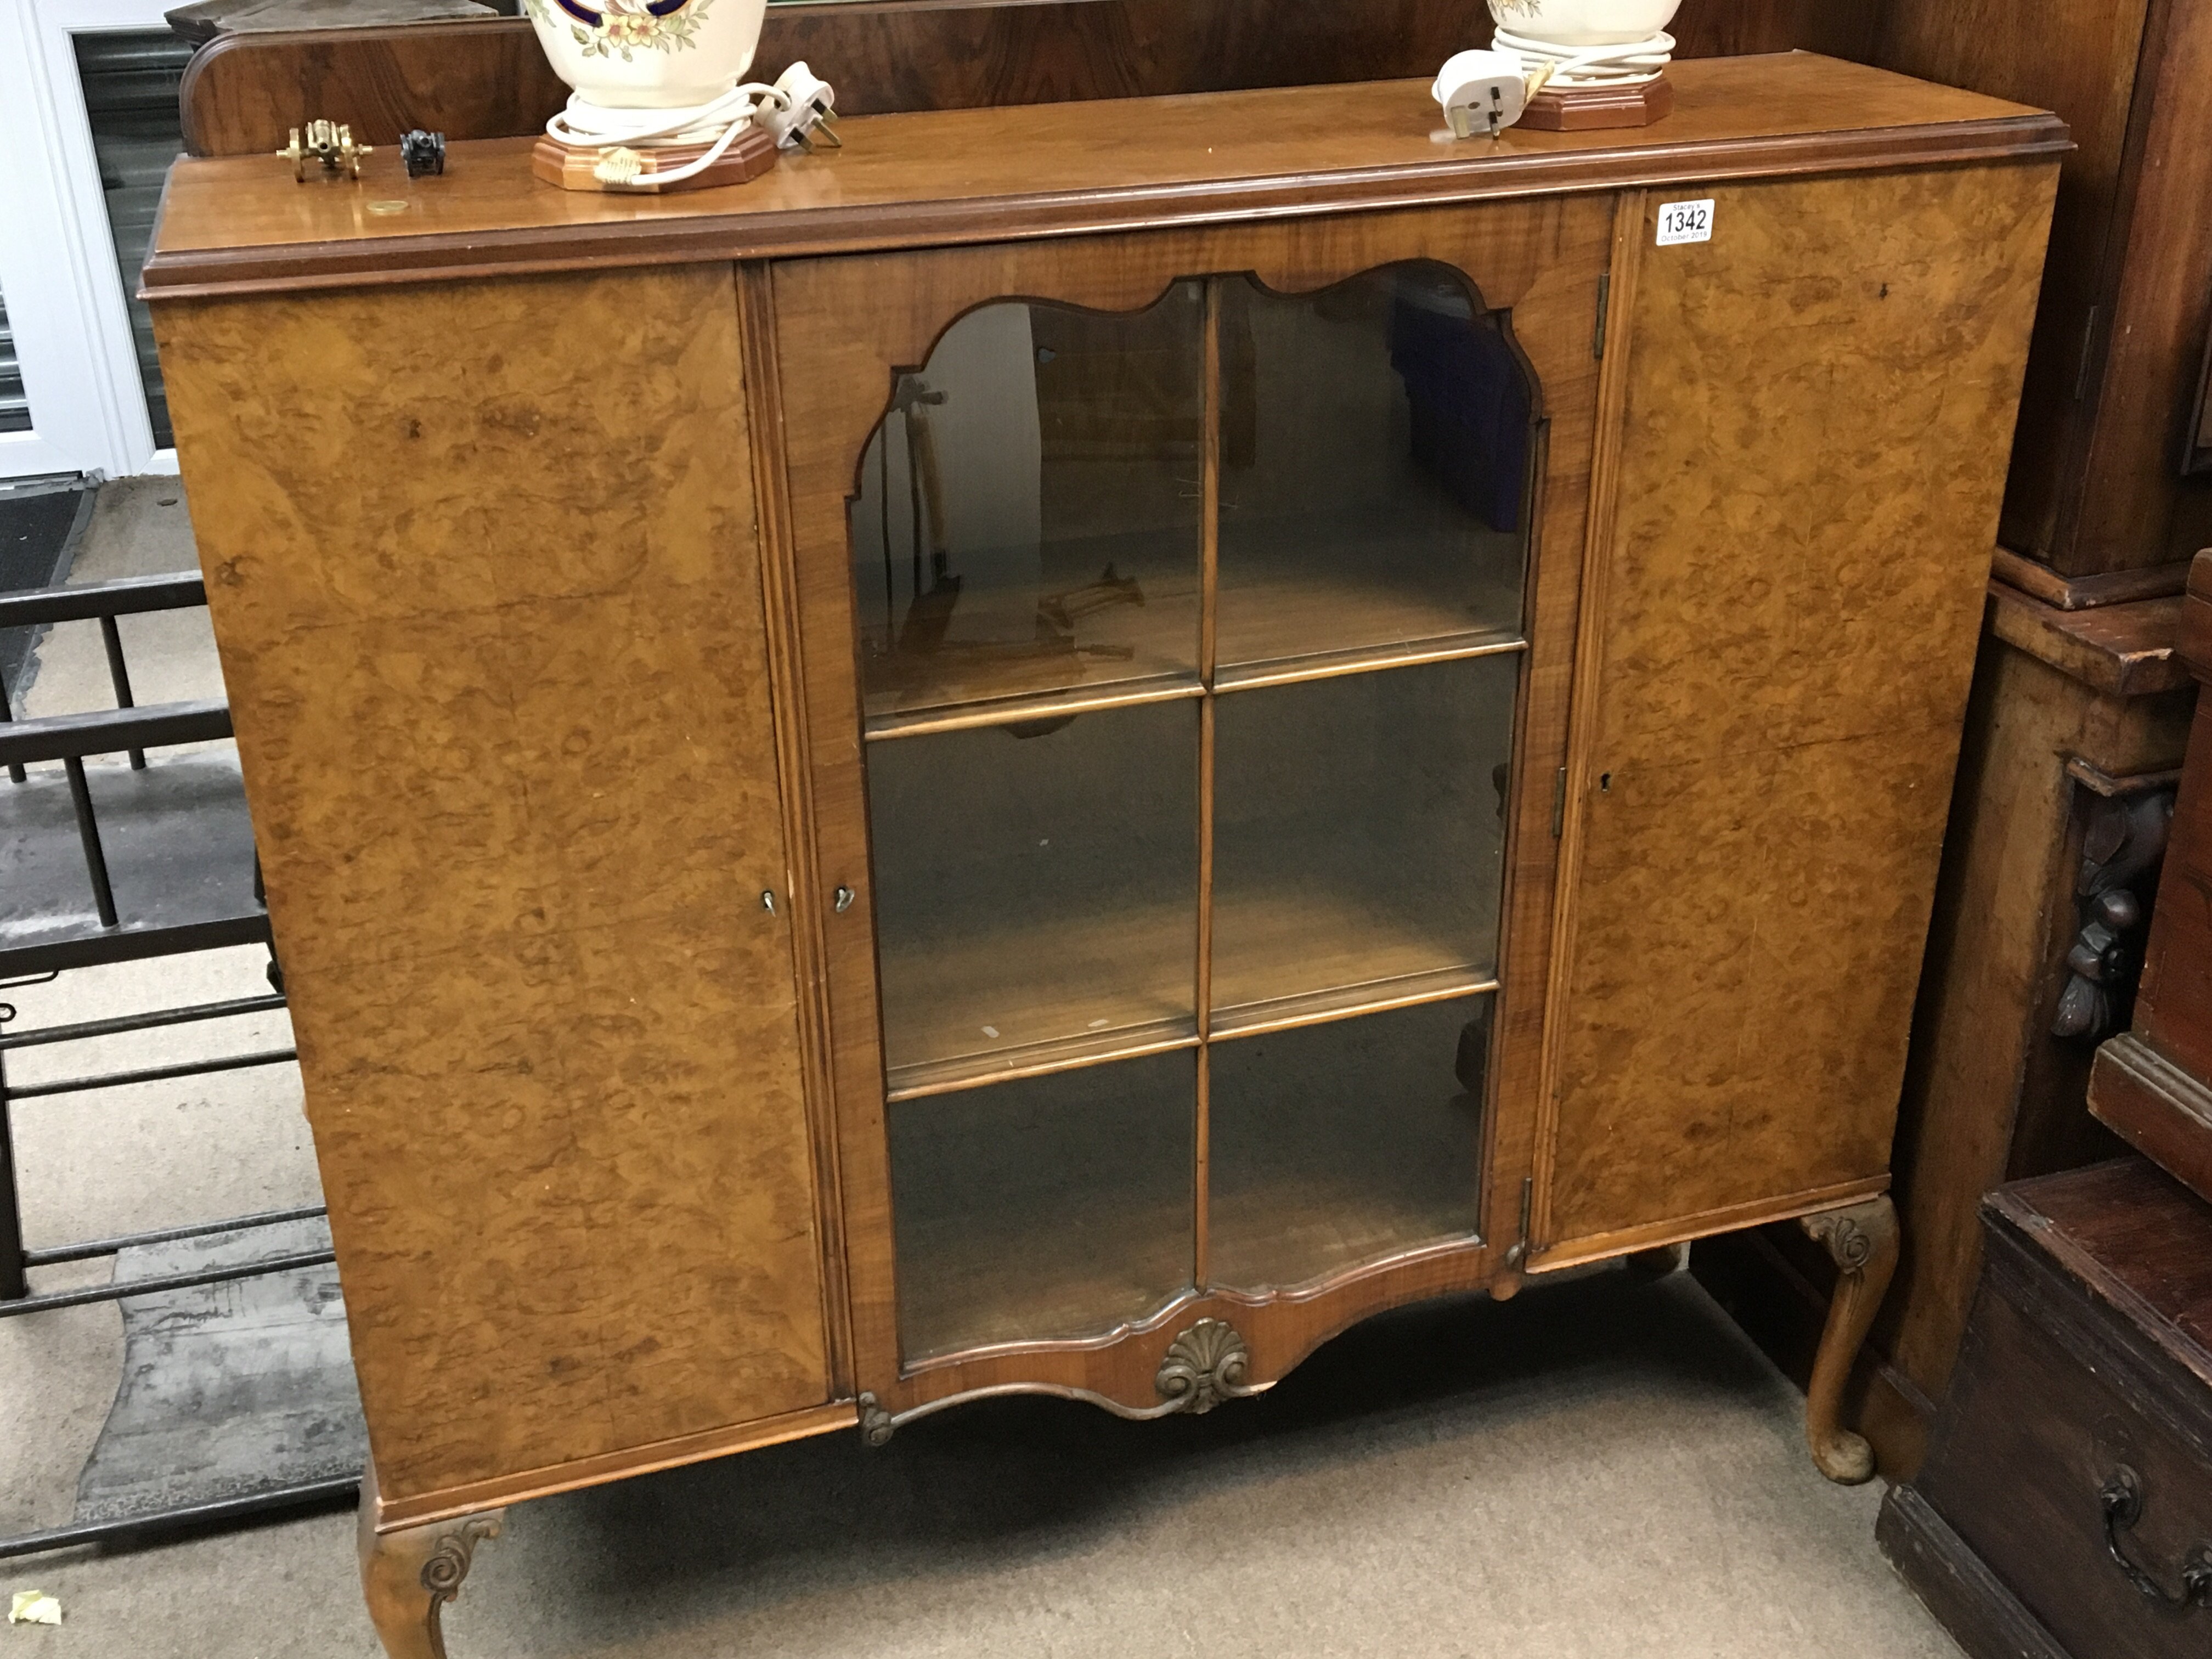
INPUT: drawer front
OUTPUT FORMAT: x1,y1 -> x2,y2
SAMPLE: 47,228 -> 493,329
1923,1285 -> 2212,1658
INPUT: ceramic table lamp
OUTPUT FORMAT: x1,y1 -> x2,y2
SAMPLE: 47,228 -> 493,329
522,0 -> 839,192
1488,0 -> 1681,129
524,0 -> 770,110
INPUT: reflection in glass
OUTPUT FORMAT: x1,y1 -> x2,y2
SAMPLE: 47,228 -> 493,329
890,1051 -> 1197,1359
868,701 -> 1199,1085
1211,655 -> 1516,1014
1217,264 -> 1532,672
849,286 -> 1205,720
1208,995 -> 1488,1291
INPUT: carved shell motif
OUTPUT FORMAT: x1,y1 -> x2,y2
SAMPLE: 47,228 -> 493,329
1155,1317 -> 1254,1415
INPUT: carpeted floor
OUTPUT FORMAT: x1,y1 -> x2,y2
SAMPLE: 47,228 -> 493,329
0,483 -> 1965,1658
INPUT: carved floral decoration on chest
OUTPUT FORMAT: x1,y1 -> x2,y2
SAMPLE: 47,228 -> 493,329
524,0 -> 716,60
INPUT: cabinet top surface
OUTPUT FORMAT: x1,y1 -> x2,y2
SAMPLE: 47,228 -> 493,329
145,52 -> 2061,298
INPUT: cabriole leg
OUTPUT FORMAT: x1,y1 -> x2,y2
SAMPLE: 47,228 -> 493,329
358,1460 -> 503,1659
1798,1194 -> 1900,1485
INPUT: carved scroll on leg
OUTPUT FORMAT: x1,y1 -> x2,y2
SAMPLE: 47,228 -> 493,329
358,1461 -> 504,1659
1798,1195 -> 1900,1485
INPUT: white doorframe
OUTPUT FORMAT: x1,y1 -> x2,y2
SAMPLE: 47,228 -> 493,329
0,0 -> 183,479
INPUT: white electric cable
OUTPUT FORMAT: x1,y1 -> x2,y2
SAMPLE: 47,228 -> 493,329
546,81 -> 787,187
1493,27 -> 1675,85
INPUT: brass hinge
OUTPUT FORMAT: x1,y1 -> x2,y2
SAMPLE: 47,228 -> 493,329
1593,272 -> 1612,360
1503,1175 -> 1534,1267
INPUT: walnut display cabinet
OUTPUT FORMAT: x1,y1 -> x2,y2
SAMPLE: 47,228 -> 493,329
140,55 -> 2062,1657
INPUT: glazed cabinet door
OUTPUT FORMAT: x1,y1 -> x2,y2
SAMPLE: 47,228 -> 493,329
1534,165 -> 2059,1267
157,264 -> 838,1521
761,201 -> 1613,1425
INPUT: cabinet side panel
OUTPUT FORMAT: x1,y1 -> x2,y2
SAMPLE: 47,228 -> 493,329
154,266 -> 830,1504
1543,163 -> 2056,1250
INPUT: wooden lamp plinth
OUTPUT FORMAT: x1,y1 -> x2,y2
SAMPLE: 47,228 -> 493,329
531,124 -> 777,193
1521,71 -> 1674,132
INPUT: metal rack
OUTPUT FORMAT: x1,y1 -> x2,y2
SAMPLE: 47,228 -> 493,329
0,571 -> 358,1555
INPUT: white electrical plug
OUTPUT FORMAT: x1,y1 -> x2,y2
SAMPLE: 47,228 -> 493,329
758,60 -> 842,151
1432,49 -> 1531,139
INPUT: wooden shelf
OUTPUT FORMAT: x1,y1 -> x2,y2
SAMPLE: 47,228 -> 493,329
1211,884 -> 1494,1017
1210,964 -> 1495,1042
879,890 -> 1493,1099
865,674 -> 1201,742
1213,630 -> 1523,694
1215,506 -> 1523,673
855,529 -> 1200,725
877,899 -> 1198,1089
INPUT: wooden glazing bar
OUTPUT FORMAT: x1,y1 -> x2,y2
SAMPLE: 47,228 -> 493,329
884,1024 -> 1201,1103
1194,276 -> 1223,1291
1212,630 -> 1528,693
1210,967 -> 1498,1043
862,674 -> 1203,741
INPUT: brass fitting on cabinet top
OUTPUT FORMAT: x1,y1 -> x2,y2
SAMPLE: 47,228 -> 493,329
279,121 -> 372,183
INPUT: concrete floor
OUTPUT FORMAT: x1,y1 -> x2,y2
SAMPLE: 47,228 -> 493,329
0,481 -> 1963,1657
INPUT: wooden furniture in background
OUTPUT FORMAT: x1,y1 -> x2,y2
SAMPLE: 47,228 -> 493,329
1696,586 -> 2193,1475
2092,549 -> 2212,1200
1880,1159 -> 2212,1659
145,56 -> 2058,1657
168,0 -> 1884,157
1872,0 -> 2212,599
1881,529 -> 2212,1659
1697,0 -> 2212,1477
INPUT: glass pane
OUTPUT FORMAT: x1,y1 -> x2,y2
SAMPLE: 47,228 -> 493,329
1216,264 -> 1531,672
1208,995 -> 1488,1291
867,700 -> 1199,1086
849,286 -> 1205,723
890,1051 -> 1197,1359
1211,655 -> 1515,1015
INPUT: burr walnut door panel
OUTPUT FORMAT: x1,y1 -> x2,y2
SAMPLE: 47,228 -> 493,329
1536,163 -> 2059,1265
155,264 -> 834,1514
765,197 -> 1614,1424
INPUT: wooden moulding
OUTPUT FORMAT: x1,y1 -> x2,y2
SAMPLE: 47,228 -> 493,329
1991,547 -> 2190,611
1982,579 -> 2190,699
373,1400 -> 860,1532
2088,1035 -> 2212,1209
1877,1484 -> 2071,1659
529,126 -> 777,194
1520,73 -> 1675,133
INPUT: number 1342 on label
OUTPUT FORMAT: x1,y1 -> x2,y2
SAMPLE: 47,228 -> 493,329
1656,199 -> 1714,245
